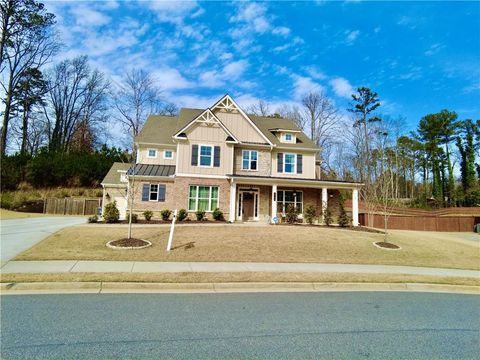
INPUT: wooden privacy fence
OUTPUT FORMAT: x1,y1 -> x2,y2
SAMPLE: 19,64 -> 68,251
359,213 -> 479,232
44,198 -> 102,216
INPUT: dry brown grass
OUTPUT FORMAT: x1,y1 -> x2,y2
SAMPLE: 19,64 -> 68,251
0,209 -> 48,220
15,225 -> 480,270
1,272 -> 479,286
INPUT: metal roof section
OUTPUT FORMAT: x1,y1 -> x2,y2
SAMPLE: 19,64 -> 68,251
127,164 -> 176,177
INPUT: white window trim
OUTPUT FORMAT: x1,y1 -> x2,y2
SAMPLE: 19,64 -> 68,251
278,189 -> 304,215
163,150 -> 173,159
188,185 -> 219,212
147,148 -> 157,158
241,150 -> 258,171
198,144 -> 214,168
283,153 -> 297,174
149,184 -> 159,201
282,133 -> 296,143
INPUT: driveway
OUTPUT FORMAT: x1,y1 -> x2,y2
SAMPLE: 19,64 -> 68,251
0,217 -> 86,265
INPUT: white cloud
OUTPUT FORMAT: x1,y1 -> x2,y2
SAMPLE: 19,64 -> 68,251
345,30 -> 360,45
374,26 -> 381,33
304,66 -> 327,80
291,74 -> 324,100
272,26 -> 291,36
425,43 -> 444,56
152,68 -> 193,91
223,60 -> 248,78
199,59 -> 249,88
146,1 -> 201,25
70,5 -> 111,27
329,77 -> 354,98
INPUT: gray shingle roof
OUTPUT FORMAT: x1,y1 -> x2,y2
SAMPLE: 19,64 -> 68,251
135,108 -> 319,151
101,162 -> 130,185
127,164 -> 176,177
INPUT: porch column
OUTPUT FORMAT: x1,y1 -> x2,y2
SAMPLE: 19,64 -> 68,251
352,188 -> 359,227
321,188 -> 328,224
228,180 -> 236,223
271,184 -> 277,223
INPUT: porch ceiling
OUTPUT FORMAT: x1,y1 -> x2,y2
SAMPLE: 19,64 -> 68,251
229,174 -> 362,190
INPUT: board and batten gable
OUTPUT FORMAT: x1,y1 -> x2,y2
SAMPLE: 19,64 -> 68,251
214,110 -> 266,144
136,146 -> 176,165
176,122 -> 234,176
271,150 -> 316,179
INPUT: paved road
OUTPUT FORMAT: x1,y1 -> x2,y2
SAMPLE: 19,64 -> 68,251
1,292 -> 479,359
0,217 -> 85,265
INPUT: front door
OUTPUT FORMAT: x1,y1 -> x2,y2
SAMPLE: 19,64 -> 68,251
242,192 -> 254,220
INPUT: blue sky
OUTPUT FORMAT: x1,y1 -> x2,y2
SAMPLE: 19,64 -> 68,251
45,0 -> 480,133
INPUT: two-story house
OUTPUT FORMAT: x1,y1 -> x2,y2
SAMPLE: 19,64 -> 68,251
101,95 -> 361,225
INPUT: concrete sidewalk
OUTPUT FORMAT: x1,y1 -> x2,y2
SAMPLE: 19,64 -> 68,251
1,260 -> 479,278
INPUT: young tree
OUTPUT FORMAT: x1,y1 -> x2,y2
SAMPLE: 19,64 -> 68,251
0,0 -> 57,156
113,68 -> 162,152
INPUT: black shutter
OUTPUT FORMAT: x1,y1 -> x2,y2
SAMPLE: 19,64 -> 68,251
158,184 -> 166,202
142,184 -> 149,201
191,145 -> 198,166
277,153 -> 283,173
297,154 -> 303,174
213,146 -> 221,167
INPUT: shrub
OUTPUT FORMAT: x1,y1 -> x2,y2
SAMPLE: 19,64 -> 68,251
304,204 -> 317,225
161,209 -> 172,221
143,210 -> 153,221
103,201 -> 120,223
323,207 -> 333,226
338,196 -> 351,227
128,212 -> 138,223
195,209 -> 205,221
285,204 -> 299,224
212,208 -> 224,221
177,208 -> 188,221
88,215 -> 98,223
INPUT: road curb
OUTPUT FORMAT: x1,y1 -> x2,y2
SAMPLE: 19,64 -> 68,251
1,281 -> 479,295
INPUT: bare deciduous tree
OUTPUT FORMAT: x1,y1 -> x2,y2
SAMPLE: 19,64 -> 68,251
113,68 -> 162,152
248,100 -> 270,117
44,56 -> 110,152
276,104 -> 305,130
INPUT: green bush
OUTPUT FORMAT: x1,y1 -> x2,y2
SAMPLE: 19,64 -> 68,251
143,210 -> 153,221
128,212 -> 138,223
212,208 -> 224,221
338,197 -> 351,227
88,215 -> 98,223
161,209 -> 172,221
285,204 -> 299,224
304,204 -> 317,224
177,208 -> 188,221
323,207 -> 333,226
195,209 -> 205,221
103,201 -> 120,223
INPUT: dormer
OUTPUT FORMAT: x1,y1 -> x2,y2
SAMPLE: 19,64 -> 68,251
269,128 -> 302,144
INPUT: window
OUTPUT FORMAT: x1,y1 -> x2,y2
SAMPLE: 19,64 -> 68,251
164,150 -> 173,159
147,149 -> 157,158
277,190 -> 303,214
188,185 -> 219,212
284,153 -> 296,173
199,145 -> 213,167
149,184 -> 158,201
242,150 -> 258,170
282,133 -> 295,143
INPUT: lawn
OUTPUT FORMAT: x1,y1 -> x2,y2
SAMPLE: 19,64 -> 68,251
0,209 -> 47,220
15,225 -> 480,270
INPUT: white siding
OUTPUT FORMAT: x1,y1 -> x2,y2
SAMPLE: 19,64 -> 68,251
137,146 -> 176,165
271,151 -> 316,179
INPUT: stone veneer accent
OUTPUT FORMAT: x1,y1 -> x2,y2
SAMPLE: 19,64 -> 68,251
130,176 -> 230,220
233,148 -> 271,176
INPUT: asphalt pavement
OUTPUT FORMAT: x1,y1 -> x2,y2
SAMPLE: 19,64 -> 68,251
1,292 -> 479,359
0,217 -> 86,265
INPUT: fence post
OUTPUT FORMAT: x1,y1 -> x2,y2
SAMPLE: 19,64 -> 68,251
82,199 -> 86,215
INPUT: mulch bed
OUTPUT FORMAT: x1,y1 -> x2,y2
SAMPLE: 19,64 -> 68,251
374,241 -> 400,249
275,223 -> 384,234
108,238 -> 150,248
100,220 -> 227,225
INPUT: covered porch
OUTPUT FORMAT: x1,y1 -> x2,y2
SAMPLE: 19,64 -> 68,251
228,175 -> 361,226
